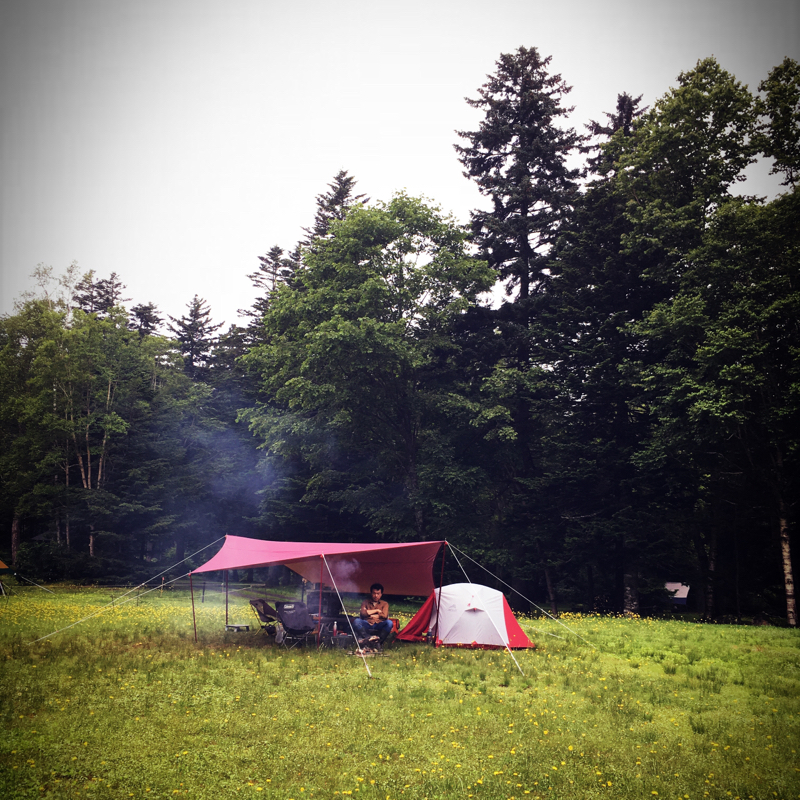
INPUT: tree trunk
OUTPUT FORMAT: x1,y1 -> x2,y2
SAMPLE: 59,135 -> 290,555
534,540 -> 557,616
11,512 -> 21,567
89,524 -> 95,558
704,529 -> 717,620
778,497 -> 796,627
623,569 -> 639,615
406,453 -> 425,538
543,566 -> 558,617
691,526 -> 717,619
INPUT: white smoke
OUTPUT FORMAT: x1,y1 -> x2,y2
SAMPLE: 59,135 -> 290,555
327,558 -> 361,594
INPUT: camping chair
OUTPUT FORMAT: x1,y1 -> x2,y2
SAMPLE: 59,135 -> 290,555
249,599 -> 278,637
275,601 -> 318,649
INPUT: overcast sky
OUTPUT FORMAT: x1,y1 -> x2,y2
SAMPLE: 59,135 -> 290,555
2,0 -> 798,328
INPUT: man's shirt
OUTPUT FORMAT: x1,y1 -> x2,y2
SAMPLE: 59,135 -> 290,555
359,598 -> 389,624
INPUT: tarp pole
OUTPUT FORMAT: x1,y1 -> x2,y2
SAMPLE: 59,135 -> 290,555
322,554 -> 372,679
318,555 -> 324,647
190,572 -> 198,643
433,542 -> 447,645
225,570 -> 229,627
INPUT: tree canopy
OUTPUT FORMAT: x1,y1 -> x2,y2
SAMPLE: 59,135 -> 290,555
1,57 -> 797,625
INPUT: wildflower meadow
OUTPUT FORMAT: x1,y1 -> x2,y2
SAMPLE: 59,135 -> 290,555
1,587 -> 798,799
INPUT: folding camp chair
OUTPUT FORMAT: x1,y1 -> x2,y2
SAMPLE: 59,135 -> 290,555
275,601 -> 318,649
249,599 -> 278,637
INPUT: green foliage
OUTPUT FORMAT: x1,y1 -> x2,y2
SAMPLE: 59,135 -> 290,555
758,57 -> 800,185
243,193 -> 494,539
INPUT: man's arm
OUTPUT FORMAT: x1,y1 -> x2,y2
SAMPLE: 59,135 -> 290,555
360,600 -> 382,620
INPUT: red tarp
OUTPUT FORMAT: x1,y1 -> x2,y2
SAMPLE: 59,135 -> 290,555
190,535 -> 444,597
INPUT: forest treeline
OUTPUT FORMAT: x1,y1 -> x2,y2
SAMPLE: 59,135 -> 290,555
2,50 -> 798,624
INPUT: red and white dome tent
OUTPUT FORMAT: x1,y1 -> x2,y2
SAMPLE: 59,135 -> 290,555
396,582 -> 536,650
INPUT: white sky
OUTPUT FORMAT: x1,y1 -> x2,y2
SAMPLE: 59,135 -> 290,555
1,0 -> 798,328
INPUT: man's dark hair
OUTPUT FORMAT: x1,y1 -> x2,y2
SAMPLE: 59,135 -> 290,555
370,583 -> 384,593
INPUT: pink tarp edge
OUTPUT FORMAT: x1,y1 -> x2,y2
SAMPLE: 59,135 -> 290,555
190,535 -> 445,597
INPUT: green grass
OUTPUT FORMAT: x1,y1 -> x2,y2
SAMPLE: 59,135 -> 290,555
1,587 -> 799,799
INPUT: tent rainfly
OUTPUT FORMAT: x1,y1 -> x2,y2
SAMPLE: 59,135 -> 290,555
397,583 -> 535,649
189,535 -> 445,597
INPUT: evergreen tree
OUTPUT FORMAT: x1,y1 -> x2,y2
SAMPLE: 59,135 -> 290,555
129,302 -> 163,337
592,58 -> 762,617
167,296 -> 223,381
72,271 -> 130,317
455,46 -> 584,302
301,170 -> 369,245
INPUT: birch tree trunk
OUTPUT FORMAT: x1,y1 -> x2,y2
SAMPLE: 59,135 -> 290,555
778,496 -> 797,627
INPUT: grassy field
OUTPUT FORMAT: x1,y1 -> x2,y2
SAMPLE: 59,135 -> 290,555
1,586 -> 798,800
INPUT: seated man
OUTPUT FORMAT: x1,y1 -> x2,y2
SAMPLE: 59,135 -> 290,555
352,583 -> 394,648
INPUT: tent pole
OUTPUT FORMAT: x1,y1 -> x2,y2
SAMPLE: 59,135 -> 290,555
323,554 -> 372,678
190,572 -> 198,643
433,542 -> 447,646
225,570 -> 229,627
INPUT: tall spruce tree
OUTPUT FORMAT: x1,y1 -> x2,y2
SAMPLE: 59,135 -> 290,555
72,271 -> 130,317
301,170 -> 369,246
455,46 -> 584,302
452,47 -> 585,610
167,296 -> 223,381
129,302 -> 163,337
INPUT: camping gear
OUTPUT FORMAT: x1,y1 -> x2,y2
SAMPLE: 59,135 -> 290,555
397,583 -> 535,649
249,599 -> 278,636
275,601 -> 317,648
188,536 -> 445,643
0,559 -> 10,597
665,582 -> 690,607
305,589 -> 346,619
189,535 -> 445,596
304,589 -> 349,646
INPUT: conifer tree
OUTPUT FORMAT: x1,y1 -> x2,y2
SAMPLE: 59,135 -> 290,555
455,47 -> 584,302
301,169 -> 368,245
72,271 -> 130,316
129,302 -> 163,336
167,296 -> 223,381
